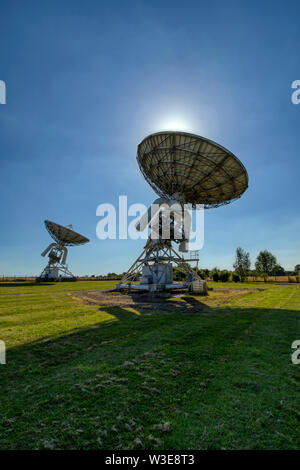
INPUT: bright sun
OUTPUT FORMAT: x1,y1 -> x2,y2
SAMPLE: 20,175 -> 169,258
160,119 -> 192,132
164,121 -> 186,130
147,112 -> 198,135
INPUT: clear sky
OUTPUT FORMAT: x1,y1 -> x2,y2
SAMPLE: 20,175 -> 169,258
0,0 -> 299,276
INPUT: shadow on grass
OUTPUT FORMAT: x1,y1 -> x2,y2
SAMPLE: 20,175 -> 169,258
0,303 -> 299,450
1,301 -> 208,378
180,295 -> 209,309
1,303 -> 297,376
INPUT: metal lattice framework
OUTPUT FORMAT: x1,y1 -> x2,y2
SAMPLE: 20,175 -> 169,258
37,221 -> 89,281
117,239 -> 200,289
38,260 -> 76,281
45,220 -> 90,246
137,131 -> 248,209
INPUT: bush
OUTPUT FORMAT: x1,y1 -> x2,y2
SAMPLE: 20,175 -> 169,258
210,268 -> 220,282
219,270 -> 230,282
198,269 -> 207,280
173,268 -> 185,281
232,273 -> 240,283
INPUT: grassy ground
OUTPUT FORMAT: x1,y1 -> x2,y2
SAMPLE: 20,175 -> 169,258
0,280 -> 299,450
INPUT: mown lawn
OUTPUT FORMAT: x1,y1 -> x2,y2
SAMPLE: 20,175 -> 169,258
0,281 -> 299,450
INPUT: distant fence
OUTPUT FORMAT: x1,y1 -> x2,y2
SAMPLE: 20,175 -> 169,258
0,276 -> 36,282
0,276 -> 122,282
205,275 -> 298,283
246,276 -> 298,283
0,275 -> 298,284
77,276 -> 122,281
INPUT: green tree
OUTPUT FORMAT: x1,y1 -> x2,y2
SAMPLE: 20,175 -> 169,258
219,270 -> 230,282
198,269 -> 208,280
233,247 -> 251,282
173,267 -> 185,281
210,268 -> 220,282
271,264 -> 285,280
255,250 -> 277,282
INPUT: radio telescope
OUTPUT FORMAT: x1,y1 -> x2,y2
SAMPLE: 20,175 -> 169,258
37,220 -> 90,281
117,131 -> 248,293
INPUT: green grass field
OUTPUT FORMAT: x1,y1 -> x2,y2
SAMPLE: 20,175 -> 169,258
0,280 -> 299,450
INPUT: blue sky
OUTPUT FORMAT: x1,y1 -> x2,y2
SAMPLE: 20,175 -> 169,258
0,0 -> 299,276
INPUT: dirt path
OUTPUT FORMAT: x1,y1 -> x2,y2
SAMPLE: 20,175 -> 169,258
70,288 -> 262,313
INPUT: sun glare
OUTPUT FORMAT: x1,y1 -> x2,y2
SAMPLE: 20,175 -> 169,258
159,118 -> 193,132
165,121 -> 186,130
145,110 -> 199,136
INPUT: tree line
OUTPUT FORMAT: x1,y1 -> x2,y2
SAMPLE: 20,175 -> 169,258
191,248 -> 292,283
94,249 -> 298,283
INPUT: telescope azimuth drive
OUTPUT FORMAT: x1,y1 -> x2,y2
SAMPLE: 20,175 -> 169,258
37,220 -> 90,282
117,131 -> 248,294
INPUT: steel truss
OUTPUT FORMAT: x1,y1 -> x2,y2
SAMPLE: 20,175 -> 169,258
116,238 -> 199,291
37,243 -> 76,281
38,262 -> 75,281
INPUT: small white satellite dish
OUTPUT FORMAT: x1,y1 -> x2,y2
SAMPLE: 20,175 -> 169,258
37,220 -> 89,282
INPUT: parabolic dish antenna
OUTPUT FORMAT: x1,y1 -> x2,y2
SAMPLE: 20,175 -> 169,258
37,221 -> 89,282
45,220 -> 90,246
137,131 -> 248,208
117,130 -> 248,294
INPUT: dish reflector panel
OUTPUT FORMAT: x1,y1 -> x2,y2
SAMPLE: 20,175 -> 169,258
44,220 -> 90,246
137,131 -> 248,208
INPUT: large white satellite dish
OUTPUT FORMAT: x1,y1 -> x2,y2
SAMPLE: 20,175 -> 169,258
117,131 -> 248,293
